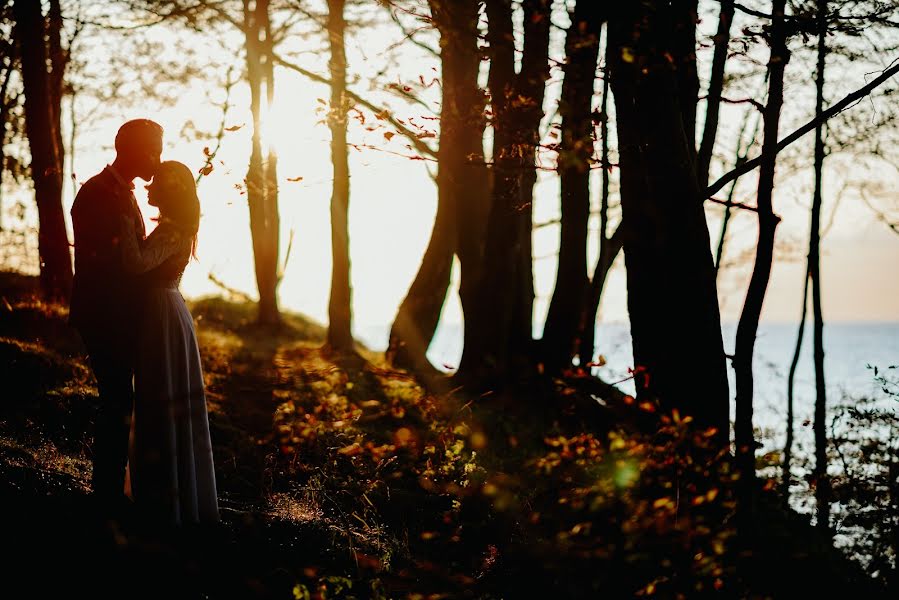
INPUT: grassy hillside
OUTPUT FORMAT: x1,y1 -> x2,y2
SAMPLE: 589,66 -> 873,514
0,271 -> 887,599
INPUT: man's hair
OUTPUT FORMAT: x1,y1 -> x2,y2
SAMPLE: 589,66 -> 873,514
114,119 -> 163,152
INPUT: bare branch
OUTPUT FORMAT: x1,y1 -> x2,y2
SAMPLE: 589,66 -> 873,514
705,58 -> 899,200
273,52 -> 437,159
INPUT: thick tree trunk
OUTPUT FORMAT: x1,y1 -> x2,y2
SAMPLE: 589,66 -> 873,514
542,1 -> 602,372
13,0 -> 72,301
456,0 -> 550,386
810,0 -> 830,535
388,0 -> 484,371
244,0 -> 281,325
326,0 -> 354,351
607,2 -> 729,442
733,0 -> 789,529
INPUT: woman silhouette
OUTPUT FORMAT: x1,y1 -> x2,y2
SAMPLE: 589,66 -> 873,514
120,160 -> 219,526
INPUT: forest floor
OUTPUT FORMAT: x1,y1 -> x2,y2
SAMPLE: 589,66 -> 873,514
0,270 -> 890,599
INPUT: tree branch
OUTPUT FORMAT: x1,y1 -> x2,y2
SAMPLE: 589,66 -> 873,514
273,53 -> 437,159
705,59 -> 899,199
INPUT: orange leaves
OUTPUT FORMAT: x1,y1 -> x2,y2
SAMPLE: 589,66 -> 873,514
382,131 -> 395,142
198,164 -> 214,177
224,123 -> 244,132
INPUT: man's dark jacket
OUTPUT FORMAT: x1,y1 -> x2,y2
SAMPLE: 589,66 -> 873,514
69,167 -> 146,350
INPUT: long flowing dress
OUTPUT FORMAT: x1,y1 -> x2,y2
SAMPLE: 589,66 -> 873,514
120,216 -> 219,526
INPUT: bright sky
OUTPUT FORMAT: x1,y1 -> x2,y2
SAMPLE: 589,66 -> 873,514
4,2 -> 899,340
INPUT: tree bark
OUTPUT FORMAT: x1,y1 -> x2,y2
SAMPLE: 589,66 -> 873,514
243,0 -> 281,325
733,0 -> 789,529
12,0 -> 72,301
810,0 -> 830,535
542,0 -> 602,373
607,2 -> 729,443
388,0 -> 485,371
326,0 -> 354,351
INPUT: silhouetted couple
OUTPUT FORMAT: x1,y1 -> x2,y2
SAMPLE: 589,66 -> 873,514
69,119 -> 219,530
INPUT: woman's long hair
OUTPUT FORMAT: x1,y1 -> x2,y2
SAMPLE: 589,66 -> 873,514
154,160 -> 200,258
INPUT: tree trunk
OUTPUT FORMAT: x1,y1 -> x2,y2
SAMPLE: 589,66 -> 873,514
783,267 -> 809,508
733,0 -> 789,530
607,2 -> 729,442
578,68 -> 623,367
48,0 -> 66,180
0,62 -> 11,233
542,0 -> 602,373
510,0 -> 551,370
326,0 -> 354,351
261,0 -> 281,325
13,0 -> 72,301
243,0 -> 281,325
696,0 -> 734,186
456,0 -> 550,386
388,0 -> 484,371
810,0 -> 830,535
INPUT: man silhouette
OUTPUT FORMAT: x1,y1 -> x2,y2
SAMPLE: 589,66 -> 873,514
69,119 -> 163,518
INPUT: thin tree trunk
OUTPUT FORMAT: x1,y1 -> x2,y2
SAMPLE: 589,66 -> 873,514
811,0 -> 830,535
0,62 -> 11,232
577,67 -> 614,367
12,0 -> 72,301
783,268 -> 809,508
261,0 -> 281,324
542,0 -> 602,372
672,0 -> 699,155
48,0 -> 66,180
696,0 -> 735,186
608,2 -> 729,443
388,0 -> 483,371
326,0 -> 353,351
733,0 -> 789,531
243,0 -> 281,325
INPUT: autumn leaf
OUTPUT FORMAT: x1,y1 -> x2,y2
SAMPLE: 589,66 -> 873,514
202,146 -> 212,157
286,176 -> 304,182
224,123 -> 244,132
198,164 -> 214,176
383,131 -> 395,141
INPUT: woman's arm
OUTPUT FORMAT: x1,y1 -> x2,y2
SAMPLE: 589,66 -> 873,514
119,216 -> 184,273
